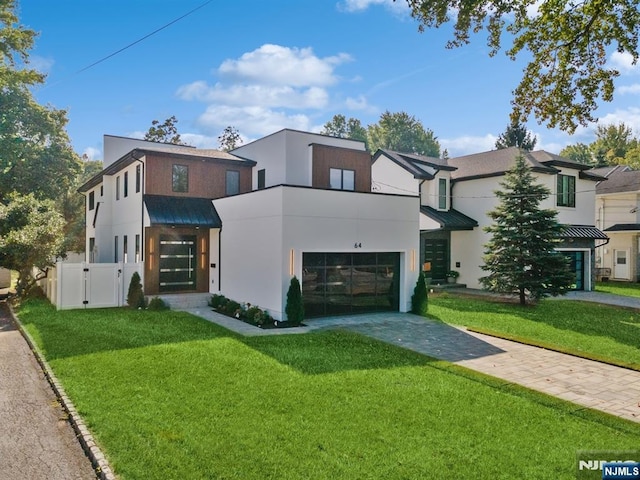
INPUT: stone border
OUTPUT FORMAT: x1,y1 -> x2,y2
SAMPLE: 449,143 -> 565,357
8,304 -> 116,480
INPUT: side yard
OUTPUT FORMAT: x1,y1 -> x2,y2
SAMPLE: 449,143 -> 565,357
596,281 -> 640,298
16,299 -> 640,480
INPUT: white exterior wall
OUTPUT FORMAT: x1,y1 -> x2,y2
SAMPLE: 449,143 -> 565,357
371,156 -> 419,195
232,130 -> 367,190
596,193 -> 640,230
111,163 -> 144,264
214,186 -> 419,320
422,173 -> 451,210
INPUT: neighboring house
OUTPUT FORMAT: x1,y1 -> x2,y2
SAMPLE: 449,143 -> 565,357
372,147 -> 608,291
80,130 -> 419,319
593,165 -> 640,281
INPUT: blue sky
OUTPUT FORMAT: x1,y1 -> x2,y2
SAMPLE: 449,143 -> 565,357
18,0 -> 640,160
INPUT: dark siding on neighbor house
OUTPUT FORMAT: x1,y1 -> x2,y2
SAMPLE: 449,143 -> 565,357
311,144 -> 371,193
144,153 -> 252,198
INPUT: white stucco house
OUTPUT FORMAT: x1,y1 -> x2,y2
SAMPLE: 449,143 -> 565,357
80,130 -> 420,319
372,147 -> 608,291
593,165 -> 640,281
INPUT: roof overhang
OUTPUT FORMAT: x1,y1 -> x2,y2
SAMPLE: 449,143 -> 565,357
560,225 -> 608,240
420,206 -> 478,231
604,223 -> 640,233
144,195 -> 222,228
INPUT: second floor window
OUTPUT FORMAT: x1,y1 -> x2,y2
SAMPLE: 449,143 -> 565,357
136,164 -> 141,193
226,170 -> 240,196
124,171 -> 129,198
557,174 -> 576,208
438,178 -> 447,210
89,191 -> 95,210
330,168 -> 355,191
172,164 -> 188,192
116,176 -> 120,200
257,169 -> 265,190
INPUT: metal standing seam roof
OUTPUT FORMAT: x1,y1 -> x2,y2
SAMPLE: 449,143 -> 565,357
603,224 -> 640,232
144,195 -> 222,228
560,225 -> 608,239
420,206 -> 478,230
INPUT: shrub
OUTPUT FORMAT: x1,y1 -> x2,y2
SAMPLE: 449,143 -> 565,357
147,296 -> 170,311
209,294 -> 227,309
223,300 -> 241,317
411,272 -> 429,316
127,272 -> 146,309
285,276 -> 304,326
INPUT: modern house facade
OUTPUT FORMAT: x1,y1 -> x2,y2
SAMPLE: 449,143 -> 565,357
594,165 -> 640,281
372,147 -> 608,291
80,131 -> 420,319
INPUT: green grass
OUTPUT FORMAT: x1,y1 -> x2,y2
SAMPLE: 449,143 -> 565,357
429,294 -> 640,370
596,281 -> 640,298
17,299 -> 640,480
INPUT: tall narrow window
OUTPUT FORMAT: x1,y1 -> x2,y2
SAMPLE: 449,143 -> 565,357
114,236 -> 119,262
226,170 -> 240,196
116,176 -> 120,200
172,164 -> 188,192
438,178 -> 447,210
89,191 -> 95,210
257,169 -> 266,190
100,185 -> 103,197
136,164 -> 141,193
329,168 -> 355,191
89,237 -> 95,263
557,174 -> 576,207
124,171 -> 129,198
123,235 -> 128,263
135,234 -> 141,262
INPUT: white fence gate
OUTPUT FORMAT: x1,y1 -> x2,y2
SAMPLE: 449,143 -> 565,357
39,262 -> 143,310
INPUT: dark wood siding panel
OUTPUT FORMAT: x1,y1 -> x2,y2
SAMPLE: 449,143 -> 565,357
311,144 -> 371,192
145,154 -> 252,198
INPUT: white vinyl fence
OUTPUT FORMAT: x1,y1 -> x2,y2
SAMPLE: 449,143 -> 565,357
39,262 -> 143,310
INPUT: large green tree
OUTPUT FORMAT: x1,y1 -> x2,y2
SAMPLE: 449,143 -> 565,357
405,0 -> 640,133
559,143 -> 594,165
321,114 -> 368,145
590,123 -> 639,166
144,115 -> 186,145
481,155 -> 575,305
367,110 -> 440,157
495,121 -> 537,151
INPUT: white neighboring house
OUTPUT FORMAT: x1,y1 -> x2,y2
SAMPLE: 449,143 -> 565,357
593,165 -> 640,281
372,147 -> 608,291
80,130 -> 420,319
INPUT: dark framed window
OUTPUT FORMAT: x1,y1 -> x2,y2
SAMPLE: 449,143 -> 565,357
100,185 -> 103,197
557,174 -> 576,207
172,164 -> 189,192
329,168 -> 355,191
124,171 -> 129,198
257,169 -> 266,190
226,170 -> 240,196
135,234 -> 141,262
89,237 -> 95,263
89,191 -> 95,210
438,178 -> 447,210
136,164 -> 141,193
114,236 -> 119,263
116,176 -> 120,200
123,235 -> 128,263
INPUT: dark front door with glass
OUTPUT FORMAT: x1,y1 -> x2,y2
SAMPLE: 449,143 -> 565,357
424,239 -> 448,283
564,251 -> 585,291
159,235 -> 197,292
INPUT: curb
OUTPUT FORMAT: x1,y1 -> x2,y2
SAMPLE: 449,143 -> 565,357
8,303 -> 117,480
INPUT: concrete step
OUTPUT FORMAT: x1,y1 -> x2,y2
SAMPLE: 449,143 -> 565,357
149,293 -> 211,310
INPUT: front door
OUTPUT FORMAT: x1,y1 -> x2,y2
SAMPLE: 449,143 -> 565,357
564,251 -> 585,291
159,235 -> 197,292
423,239 -> 448,283
614,249 -> 630,280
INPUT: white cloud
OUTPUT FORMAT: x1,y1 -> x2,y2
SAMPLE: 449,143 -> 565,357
338,0 -> 407,13
597,107 -> 640,136
345,94 -> 375,112
217,44 -> 351,87
441,134 -> 498,157
609,51 -> 639,75
619,83 -> 640,95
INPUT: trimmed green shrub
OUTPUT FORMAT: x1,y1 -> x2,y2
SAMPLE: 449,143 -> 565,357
209,294 -> 227,309
147,296 -> 170,311
127,272 -> 146,309
285,276 -> 304,326
223,300 -> 242,317
411,272 -> 428,316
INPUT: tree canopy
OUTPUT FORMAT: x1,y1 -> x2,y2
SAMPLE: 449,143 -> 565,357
218,126 -> 242,151
144,115 -> 186,145
559,122 -> 639,167
405,0 -> 640,133
321,114 -> 368,145
480,155 -> 575,305
495,121 -> 537,151
367,110 -> 440,157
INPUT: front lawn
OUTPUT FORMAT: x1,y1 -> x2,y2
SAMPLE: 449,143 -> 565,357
429,294 -> 640,370
597,281 -> 640,298
16,299 -> 640,480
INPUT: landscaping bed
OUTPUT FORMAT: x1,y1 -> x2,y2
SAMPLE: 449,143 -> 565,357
208,293 -> 305,329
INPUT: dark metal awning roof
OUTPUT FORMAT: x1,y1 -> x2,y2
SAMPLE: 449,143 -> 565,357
144,195 -> 222,228
560,225 -> 608,240
604,223 -> 640,232
420,206 -> 478,231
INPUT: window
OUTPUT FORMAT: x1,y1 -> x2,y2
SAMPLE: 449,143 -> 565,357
123,235 -> 128,263
172,164 -> 188,192
136,164 -> 141,193
329,168 -> 355,191
116,176 -> 120,200
135,234 -> 141,263
89,191 -> 95,211
257,169 -> 266,190
438,178 -> 447,210
124,172 -> 129,198
557,174 -> 576,207
100,185 -> 103,197
89,237 -> 95,263
226,170 -> 240,196
114,236 -> 119,262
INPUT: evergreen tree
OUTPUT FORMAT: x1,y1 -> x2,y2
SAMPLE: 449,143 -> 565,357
126,272 -> 146,309
495,121 -> 537,151
285,276 -> 304,325
411,272 -> 428,316
481,155 -> 574,305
